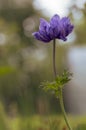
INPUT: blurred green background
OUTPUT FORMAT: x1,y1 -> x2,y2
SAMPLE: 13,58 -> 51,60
0,0 -> 86,130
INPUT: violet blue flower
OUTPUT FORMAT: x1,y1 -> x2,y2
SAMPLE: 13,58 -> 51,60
32,14 -> 74,42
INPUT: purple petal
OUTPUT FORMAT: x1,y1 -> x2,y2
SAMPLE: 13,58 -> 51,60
32,32 -> 50,42
50,14 -> 61,38
61,17 -> 74,36
39,18 -> 51,41
50,14 -> 60,26
39,18 -> 49,31
61,17 -> 70,24
46,26 -> 54,39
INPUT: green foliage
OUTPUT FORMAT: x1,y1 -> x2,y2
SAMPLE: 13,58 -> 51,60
41,70 -> 72,97
49,119 -> 61,130
7,115 -> 86,130
56,70 -> 72,86
0,102 -> 8,130
75,124 -> 86,130
0,66 -> 15,76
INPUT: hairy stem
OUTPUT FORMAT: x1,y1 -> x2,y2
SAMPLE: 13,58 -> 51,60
53,39 -> 72,130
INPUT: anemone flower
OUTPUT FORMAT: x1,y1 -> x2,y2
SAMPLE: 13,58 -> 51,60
33,14 -> 74,42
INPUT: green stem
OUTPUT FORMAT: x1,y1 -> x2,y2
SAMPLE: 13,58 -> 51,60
53,39 -> 57,78
59,88 -> 72,130
53,39 -> 72,130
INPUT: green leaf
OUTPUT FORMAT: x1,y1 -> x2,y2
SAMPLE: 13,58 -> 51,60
56,70 -> 72,86
40,70 -> 72,97
40,80 -> 60,97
